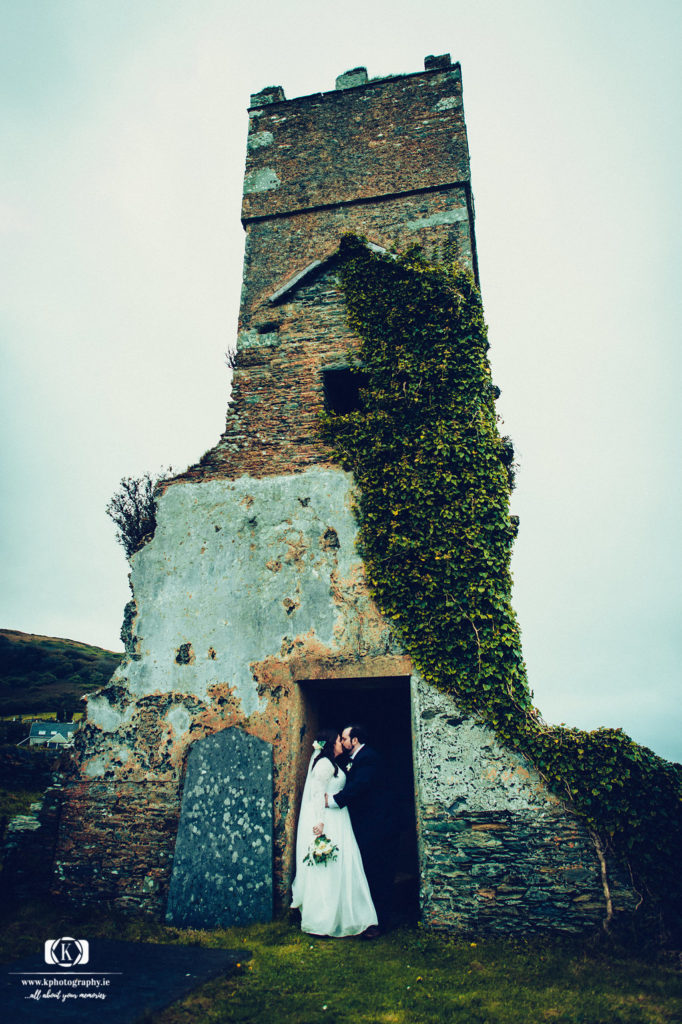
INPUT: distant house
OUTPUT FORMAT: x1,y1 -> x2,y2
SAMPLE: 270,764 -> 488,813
27,721 -> 78,748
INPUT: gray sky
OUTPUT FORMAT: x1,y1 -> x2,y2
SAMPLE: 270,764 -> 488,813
2,1 -> 680,762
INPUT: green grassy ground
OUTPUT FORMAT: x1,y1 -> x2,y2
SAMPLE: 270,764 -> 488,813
1,899 -> 680,1023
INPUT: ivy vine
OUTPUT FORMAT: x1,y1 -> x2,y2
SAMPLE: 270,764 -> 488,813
320,235 -> 682,934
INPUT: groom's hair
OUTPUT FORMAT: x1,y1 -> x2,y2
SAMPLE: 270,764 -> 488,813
346,723 -> 369,745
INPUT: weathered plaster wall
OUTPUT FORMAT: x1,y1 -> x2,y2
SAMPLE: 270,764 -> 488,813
120,470 -> 369,711
56,466 -> 401,911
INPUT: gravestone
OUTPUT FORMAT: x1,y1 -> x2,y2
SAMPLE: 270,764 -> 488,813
166,727 -> 273,928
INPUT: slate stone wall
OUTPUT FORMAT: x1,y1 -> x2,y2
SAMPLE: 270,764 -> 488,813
0,745 -> 56,791
54,779 -> 181,913
187,269 -> 355,481
411,677 -> 637,932
421,807 -> 608,933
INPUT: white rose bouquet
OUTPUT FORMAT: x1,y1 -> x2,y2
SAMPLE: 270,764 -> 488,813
303,833 -> 339,867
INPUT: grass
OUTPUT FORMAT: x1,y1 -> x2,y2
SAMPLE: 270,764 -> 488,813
1,899 -> 680,1023
0,711 -> 84,722
0,711 -> 57,721
0,787 -> 44,819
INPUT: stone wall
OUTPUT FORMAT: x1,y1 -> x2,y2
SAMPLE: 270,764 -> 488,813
54,56 -> 635,931
2,777 -> 63,903
187,268 -> 357,481
241,62 -> 471,222
238,186 -> 474,322
54,779 -> 180,912
175,58 -> 477,491
0,744 -> 56,791
412,678 -> 636,932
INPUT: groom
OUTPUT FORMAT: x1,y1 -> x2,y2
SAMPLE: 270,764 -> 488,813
323,723 -> 398,935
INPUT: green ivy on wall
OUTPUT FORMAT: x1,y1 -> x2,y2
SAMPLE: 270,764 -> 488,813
321,235 -> 682,932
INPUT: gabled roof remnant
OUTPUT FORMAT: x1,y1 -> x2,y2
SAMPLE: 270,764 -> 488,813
267,241 -> 393,305
268,260 -> 323,304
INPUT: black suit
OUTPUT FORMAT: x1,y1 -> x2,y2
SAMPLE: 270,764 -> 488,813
332,745 -> 398,930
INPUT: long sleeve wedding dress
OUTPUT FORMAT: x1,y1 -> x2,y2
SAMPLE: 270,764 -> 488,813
290,755 -> 377,937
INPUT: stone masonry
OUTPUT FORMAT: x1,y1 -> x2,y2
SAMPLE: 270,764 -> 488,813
53,56 -> 633,932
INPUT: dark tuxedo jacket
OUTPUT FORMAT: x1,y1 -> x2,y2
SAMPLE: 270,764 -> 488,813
332,745 -> 396,854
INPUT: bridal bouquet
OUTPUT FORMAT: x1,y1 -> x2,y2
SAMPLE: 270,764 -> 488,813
303,834 -> 339,867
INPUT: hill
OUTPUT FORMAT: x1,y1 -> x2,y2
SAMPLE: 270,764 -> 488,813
0,629 -> 122,719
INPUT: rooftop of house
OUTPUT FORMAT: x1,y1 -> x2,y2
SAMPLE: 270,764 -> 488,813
29,721 -> 77,738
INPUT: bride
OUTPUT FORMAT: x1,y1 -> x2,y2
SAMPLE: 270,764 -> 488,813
290,729 -> 378,937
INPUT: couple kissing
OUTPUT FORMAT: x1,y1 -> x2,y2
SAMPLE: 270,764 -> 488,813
291,724 -> 399,938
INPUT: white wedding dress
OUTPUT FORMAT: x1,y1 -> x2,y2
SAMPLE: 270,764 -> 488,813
290,755 -> 378,937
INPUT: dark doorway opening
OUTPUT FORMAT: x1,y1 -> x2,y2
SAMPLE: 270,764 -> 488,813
298,675 -> 419,926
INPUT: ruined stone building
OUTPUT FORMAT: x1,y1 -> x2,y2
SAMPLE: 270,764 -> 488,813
55,56 -> 631,932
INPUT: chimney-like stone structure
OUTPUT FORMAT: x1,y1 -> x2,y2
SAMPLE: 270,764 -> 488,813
54,58 -> 633,932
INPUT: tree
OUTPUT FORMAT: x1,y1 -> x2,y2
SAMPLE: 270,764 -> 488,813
106,469 -> 171,560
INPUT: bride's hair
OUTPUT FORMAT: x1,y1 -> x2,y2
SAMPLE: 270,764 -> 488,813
312,728 -> 339,776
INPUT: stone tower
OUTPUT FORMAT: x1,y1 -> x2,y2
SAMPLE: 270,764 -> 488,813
55,56 -> 630,932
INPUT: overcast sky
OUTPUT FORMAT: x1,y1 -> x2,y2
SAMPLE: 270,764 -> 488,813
1,0 -> 680,762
